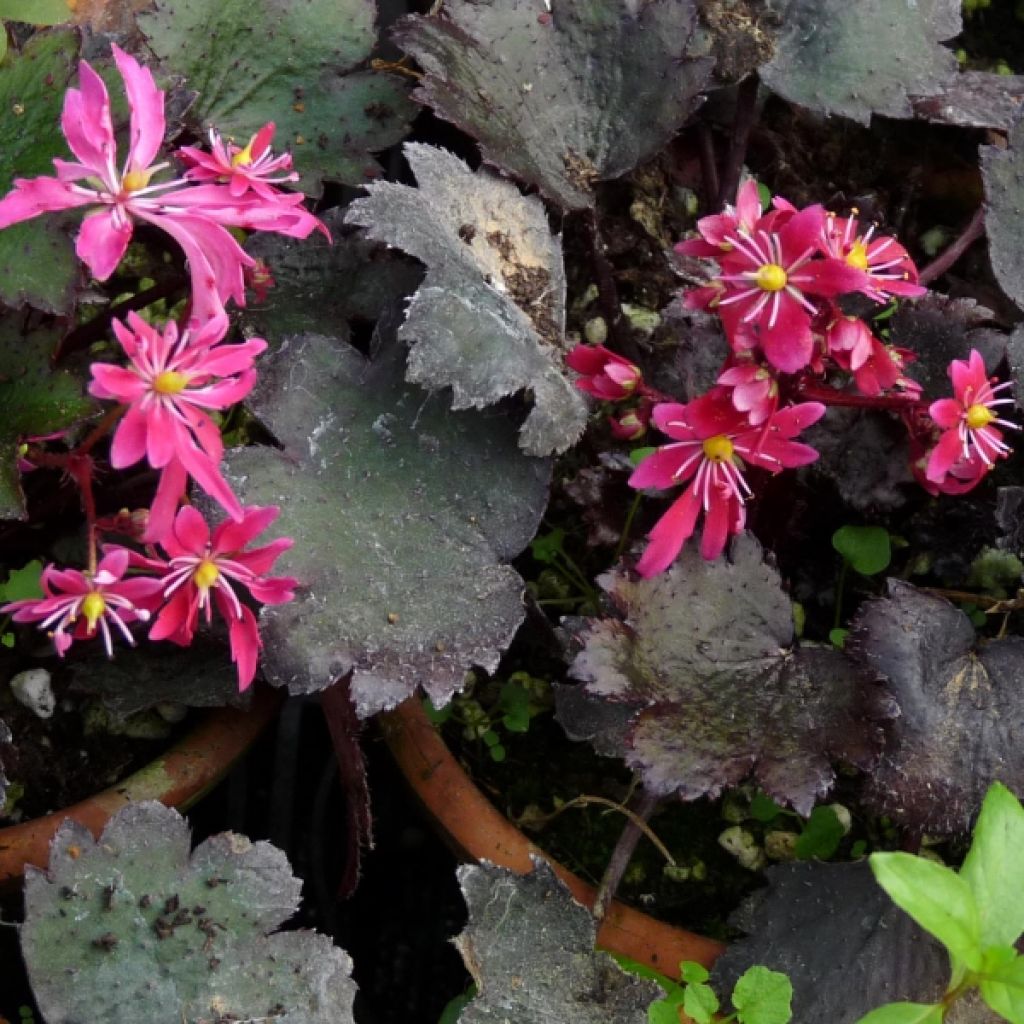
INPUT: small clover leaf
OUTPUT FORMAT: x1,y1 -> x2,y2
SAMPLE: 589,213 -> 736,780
731,966 -> 793,1024
683,981 -> 719,1024
832,525 -> 892,576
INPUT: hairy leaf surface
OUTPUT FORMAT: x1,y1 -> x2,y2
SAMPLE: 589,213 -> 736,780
21,802 -> 356,1024
455,859 -> 660,1024
394,0 -> 713,210
347,144 -> 586,455
982,116 -> 1024,313
223,328 -> 550,715
566,535 -> 891,813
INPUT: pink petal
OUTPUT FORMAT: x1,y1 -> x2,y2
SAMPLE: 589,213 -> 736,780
762,300 -> 813,374
685,393 -> 747,438
629,445 -> 701,490
778,204 -> 826,262
76,210 -> 133,281
89,363 -> 146,403
144,403 -> 180,468
650,403 -> 692,438
144,458 -> 188,544
926,428 -> 964,483
192,338 -> 267,376
635,487 -> 701,577
929,398 -> 964,430
109,403 -> 150,468
247,574 -> 297,605
227,604 -> 261,691
178,442 -> 243,522
0,176 -> 92,228
61,60 -> 115,176
149,584 -> 197,643
112,45 -> 165,173
699,485 -> 734,560
735,179 -> 762,228
797,259 -> 870,298
233,540 -> 294,579
213,505 -> 280,554
172,505 -> 211,554
765,402 -> 826,436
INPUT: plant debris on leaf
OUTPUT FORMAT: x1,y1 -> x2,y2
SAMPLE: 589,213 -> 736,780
566,535 -> 892,814
454,858 -> 660,1024
712,862 -> 956,1024
0,29 -> 82,314
393,0 -> 713,210
21,801 -> 356,1024
347,144 -> 585,456
0,318 -> 94,520
759,0 -> 960,125
138,0 -> 416,195
849,581 -> 1024,836
241,208 -> 423,346
222,327 -> 551,716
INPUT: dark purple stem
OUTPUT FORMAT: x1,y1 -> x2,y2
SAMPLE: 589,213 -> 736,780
583,209 -> 636,358
716,74 -> 760,211
917,206 -> 986,286
697,123 -> 720,211
592,787 -> 662,925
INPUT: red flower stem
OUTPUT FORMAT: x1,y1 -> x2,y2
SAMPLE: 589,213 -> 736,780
793,381 -> 924,413
76,404 -> 126,456
917,206 -> 986,286
716,73 -> 760,211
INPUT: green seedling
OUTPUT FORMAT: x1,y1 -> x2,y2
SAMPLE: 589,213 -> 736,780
857,782 -> 1024,1023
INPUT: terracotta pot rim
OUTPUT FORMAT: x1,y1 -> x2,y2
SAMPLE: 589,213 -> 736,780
380,696 -> 726,977
0,685 -> 282,889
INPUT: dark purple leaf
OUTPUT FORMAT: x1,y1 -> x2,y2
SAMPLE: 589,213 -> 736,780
566,535 -> 893,814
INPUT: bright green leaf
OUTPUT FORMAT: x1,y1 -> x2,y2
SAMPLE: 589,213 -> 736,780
731,966 -> 793,1024
832,525 -> 892,576
438,987 -> 476,1024
980,951 -> 1024,1024
795,805 -> 845,861
531,528 -> 567,565
648,993 -> 685,1024
0,0 -> 71,24
630,446 -> 657,465
680,961 -> 710,985
757,182 -> 772,209
960,782 -> 1024,948
869,852 -> 983,971
683,981 -> 718,1024
0,559 -> 43,602
749,794 -> 784,823
853,1002 -> 945,1024
829,628 -> 849,649
499,681 -> 531,732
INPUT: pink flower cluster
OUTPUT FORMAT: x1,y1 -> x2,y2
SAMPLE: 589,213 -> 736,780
567,181 -> 1017,575
0,46 -> 318,687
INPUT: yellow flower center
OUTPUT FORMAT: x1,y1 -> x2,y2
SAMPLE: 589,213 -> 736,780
193,559 -> 220,590
965,403 -> 996,430
845,240 -> 869,271
702,434 -> 735,463
754,263 -> 787,292
81,591 -> 106,631
153,370 -> 189,395
230,138 -> 255,168
121,167 -> 154,193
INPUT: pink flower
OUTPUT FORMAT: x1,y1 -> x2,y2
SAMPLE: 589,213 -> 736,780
675,179 -> 765,259
179,123 -> 300,200
821,213 -> 926,302
2,548 -> 162,657
140,505 -> 297,690
566,344 -> 643,400
629,394 -> 825,573
0,46 -> 322,325
702,205 -> 870,373
717,356 -> 779,425
926,350 -> 1017,484
88,311 -> 266,537
608,404 -> 651,440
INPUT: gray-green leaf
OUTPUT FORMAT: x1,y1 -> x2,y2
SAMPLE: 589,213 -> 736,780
223,327 -> 550,715
21,802 -> 356,1024
393,0 -> 713,210
759,0 -> 960,125
347,143 -> 586,456
982,114 -> 1024,313
138,0 -> 415,194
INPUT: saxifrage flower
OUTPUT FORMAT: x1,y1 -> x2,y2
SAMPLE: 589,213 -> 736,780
1,548 -> 162,657
629,393 -> 825,573
137,505 -> 297,690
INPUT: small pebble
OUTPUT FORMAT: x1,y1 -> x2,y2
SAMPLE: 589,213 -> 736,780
10,668 -> 55,719
718,825 -> 766,871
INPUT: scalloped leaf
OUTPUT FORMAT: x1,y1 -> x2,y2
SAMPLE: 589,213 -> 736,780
240,208 -> 423,345
565,534 -> 892,814
711,862 -> 958,1024
393,0 -> 713,210
849,581 -> 1024,836
0,318 -> 94,519
455,859 -> 660,1024
913,71 -> 1024,131
138,0 -> 416,195
222,328 -> 551,716
347,144 -> 586,456
759,0 -> 960,125
0,29 -> 82,313
21,801 -> 356,1024
982,114 -> 1024,313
